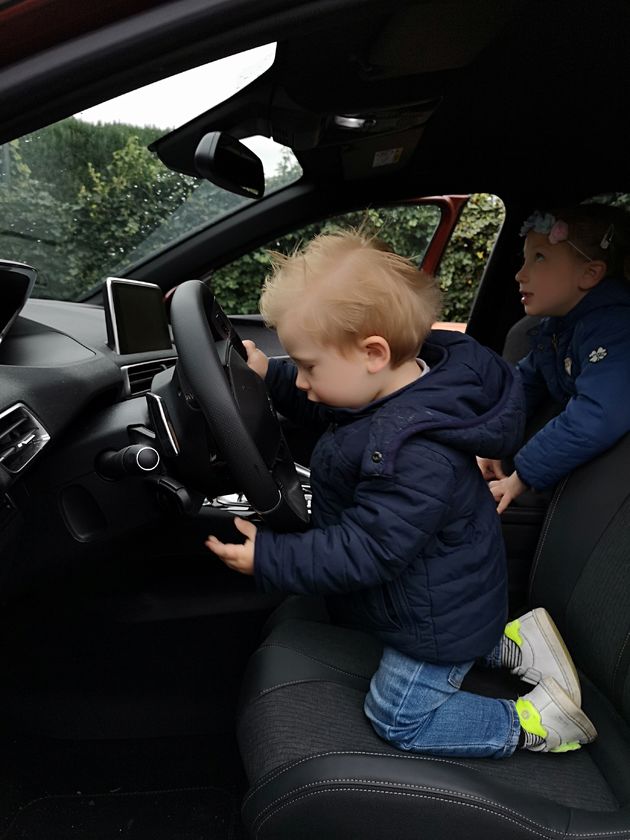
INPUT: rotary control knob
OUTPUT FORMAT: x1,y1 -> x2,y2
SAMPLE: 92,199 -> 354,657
97,444 -> 160,479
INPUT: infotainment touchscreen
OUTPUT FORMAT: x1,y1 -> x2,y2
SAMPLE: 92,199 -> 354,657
104,277 -> 172,354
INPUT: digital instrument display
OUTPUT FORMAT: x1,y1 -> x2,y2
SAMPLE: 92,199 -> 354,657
0,260 -> 37,345
104,277 -> 172,354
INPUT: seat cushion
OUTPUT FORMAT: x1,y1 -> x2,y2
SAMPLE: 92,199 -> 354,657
237,617 -> 630,839
237,430 -> 630,839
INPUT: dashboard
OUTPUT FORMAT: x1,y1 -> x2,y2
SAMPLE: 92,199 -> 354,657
0,291 -> 180,596
0,297 -> 177,474
0,282 -> 285,598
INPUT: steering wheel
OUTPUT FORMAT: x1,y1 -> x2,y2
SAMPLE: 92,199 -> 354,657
166,279 -> 309,532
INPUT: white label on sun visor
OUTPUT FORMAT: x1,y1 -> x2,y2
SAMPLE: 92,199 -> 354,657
372,148 -> 403,167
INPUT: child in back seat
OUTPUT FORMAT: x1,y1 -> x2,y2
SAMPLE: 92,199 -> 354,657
478,203 -> 630,512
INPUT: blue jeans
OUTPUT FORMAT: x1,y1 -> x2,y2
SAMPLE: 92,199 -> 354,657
364,645 -> 521,758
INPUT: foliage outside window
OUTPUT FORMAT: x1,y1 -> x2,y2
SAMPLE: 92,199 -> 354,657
0,108 -> 505,320
0,119 -> 300,300
211,194 -> 505,322
209,204 -> 442,315
436,193 -> 505,322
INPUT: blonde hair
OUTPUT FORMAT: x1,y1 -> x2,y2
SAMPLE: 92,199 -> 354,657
259,230 -> 442,366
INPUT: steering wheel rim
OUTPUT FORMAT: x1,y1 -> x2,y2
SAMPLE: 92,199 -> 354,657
169,279 -> 309,531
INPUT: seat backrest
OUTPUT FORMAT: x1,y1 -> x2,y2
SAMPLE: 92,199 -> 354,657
501,314 -> 542,365
529,430 -> 630,724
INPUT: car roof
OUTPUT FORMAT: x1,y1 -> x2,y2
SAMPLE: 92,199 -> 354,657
2,0 -> 629,200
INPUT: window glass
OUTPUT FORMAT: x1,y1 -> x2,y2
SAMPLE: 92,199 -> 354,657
210,204 -> 442,314
0,43 -> 303,302
436,193 -> 505,324
211,194 -> 505,323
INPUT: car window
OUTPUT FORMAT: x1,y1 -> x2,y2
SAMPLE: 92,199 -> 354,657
210,194 -> 505,324
209,204 -> 443,315
0,44 -> 302,302
435,193 -> 505,325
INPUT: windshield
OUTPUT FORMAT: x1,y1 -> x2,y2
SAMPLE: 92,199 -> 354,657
0,44 -> 302,301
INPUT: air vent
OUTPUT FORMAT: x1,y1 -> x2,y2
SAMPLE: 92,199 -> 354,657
123,358 -> 176,397
0,403 -> 50,474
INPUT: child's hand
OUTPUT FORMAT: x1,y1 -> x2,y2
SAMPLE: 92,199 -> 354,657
205,516 -> 257,575
476,457 -> 506,481
242,339 -> 269,379
489,471 -> 528,514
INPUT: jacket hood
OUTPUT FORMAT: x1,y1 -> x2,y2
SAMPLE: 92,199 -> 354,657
332,329 -> 525,459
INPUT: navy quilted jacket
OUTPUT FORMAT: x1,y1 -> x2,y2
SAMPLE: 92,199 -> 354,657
515,277 -> 630,490
254,330 -> 526,663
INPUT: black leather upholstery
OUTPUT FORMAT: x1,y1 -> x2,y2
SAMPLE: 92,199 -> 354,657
493,315 -> 561,612
236,341 -> 630,838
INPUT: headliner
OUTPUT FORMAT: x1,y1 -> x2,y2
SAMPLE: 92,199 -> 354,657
1,0 -> 629,194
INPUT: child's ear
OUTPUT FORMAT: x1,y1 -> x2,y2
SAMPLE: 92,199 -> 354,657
579,260 -> 607,290
360,336 -> 391,373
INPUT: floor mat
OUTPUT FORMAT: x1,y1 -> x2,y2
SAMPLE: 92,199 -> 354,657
2,787 -> 245,840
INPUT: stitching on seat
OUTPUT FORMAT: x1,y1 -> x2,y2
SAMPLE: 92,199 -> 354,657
252,776 -> 569,828
252,677 -> 333,700
244,750 -> 501,805
254,787 -> 629,839
256,641 -> 372,680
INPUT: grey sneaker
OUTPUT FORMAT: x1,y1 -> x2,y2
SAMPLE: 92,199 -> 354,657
503,607 -> 581,706
516,676 -> 597,753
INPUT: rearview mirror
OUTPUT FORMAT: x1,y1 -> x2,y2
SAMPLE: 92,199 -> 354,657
194,132 -> 265,199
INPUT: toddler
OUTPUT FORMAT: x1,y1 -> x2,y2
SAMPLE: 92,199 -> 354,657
207,230 -> 596,756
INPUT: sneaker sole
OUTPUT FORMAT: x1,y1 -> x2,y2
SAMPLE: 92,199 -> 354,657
521,608 -> 581,706
541,676 -> 597,745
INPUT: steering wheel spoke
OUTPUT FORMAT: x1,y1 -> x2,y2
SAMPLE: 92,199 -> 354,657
163,280 -> 309,532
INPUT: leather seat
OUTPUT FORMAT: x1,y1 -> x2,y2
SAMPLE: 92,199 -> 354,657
237,427 -> 630,839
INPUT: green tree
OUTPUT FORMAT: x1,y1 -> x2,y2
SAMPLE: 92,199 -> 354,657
67,135 -> 198,296
0,140 -> 73,296
210,196 -> 504,321
17,118 -> 161,203
1,116 -> 505,311
437,194 -> 505,321
1,120 -> 201,298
